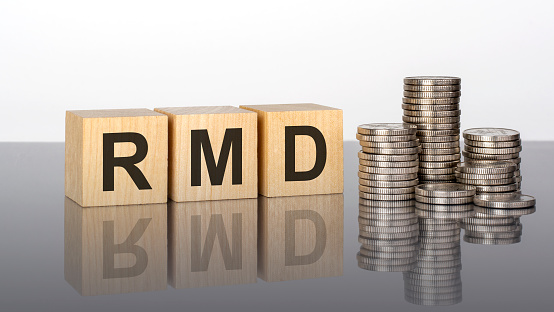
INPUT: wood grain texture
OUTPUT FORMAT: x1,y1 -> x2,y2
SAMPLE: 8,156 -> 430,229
240,104 -> 343,197
64,197 -> 167,296
65,109 -> 168,207
168,199 -> 257,288
155,106 -> 257,202
258,194 -> 343,282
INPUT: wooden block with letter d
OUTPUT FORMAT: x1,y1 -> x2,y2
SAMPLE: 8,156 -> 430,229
154,106 -> 257,202
65,109 -> 168,207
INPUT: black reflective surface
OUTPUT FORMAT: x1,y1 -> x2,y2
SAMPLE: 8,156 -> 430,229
1,142 -> 553,311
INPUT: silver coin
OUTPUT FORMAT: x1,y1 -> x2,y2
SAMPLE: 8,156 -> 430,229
418,174 -> 457,181
456,177 -> 516,186
359,198 -> 416,207
415,183 -> 476,198
358,123 -> 417,136
358,206 -> 416,216
359,177 -> 420,188
464,145 -> 522,155
419,161 -> 459,169
419,229 -> 461,237
419,154 -> 461,162
359,223 -> 419,233
404,278 -> 461,288
417,129 -> 460,136
474,183 -> 518,193
421,141 -> 460,149
404,84 -> 461,92
357,253 -> 417,265
356,133 -> 417,142
418,218 -> 458,225
420,147 -> 460,155
417,248 -> 460,257
359,185 -> 415,195
359,165 -> 419,174
415,209 -> 475,219
464,230 -> 522,239
359,217 -> 418,227
404,109 -> 461,117
403,116 -> 461,124
360,192 -> 415,201
419,167 -> 457,175
404,91 -> 461,98
405,290 -> 463,301
462,151 -> 519,160
463,236 -> 521,245
414,123 -> 461,130
359,159 -> 419,168
414,259 -> 462,268
470,211 -> 513,219
358,171 -> 419,181
473,193 -> 536,208
359,249 -> 418,259
403,272 -> 461,281
419,235 -> 461,244
358,261 -> 417,272
454,172 -> 514,179
461,223 -> 519,232
360,140 -> 419,148
358,151 -> 418,161
456,161 -> 516,174
405,284 -> 462,294
359,229 -> 419,240
362,146 -> 420,155
464,139 -> 521,148
465,157 -> 521,165
416,254 -> 461,262
416,202 -> 474,212
419,135 -> 460,143
419,223 -> 460,231
410,266 -> 462,275
463,128 -> 520,142
402,103 -> 460,111
359,211 -> 418,220
404,296 -> 463,306
473,206 -> 536,216
359,236 -> 419,246
361,244 -> 420,253
461,217 -> 515,225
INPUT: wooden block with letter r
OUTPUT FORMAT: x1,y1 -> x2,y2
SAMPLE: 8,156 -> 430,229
65,109 -> 168,207
240,104 -> 343,197
154,106 -> 257,202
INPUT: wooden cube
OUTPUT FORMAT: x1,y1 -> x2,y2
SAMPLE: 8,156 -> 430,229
154,106 -> 257,202
65,109 -> 168,207
240,104 -> 343,197
168,199 -> 257,288
64,197 -> 167,296
258,194 -> 343,282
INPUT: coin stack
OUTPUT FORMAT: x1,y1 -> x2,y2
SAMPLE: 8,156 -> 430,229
461,128 -> 522,190
414,183 -> 476,217
357,200 -> 420,272
462,193 -> 536,245
356,123 -> 421,272
455,161 -> 518,194
402,76 -> 462,184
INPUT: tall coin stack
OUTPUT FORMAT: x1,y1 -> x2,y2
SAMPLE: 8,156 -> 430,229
356,123 -> 420,272
402,76 -> 462,184
461,128 -> 522,190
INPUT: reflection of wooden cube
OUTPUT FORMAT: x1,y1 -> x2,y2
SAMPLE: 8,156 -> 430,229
154,106 -> 257,202
65,109 -> 168,207
258,194 -> 343,282
240,104 -> 343,197
168,199 -> 257,288
64,197 -> 167,296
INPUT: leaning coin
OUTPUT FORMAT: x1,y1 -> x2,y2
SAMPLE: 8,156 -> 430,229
456,161 -> 516,174
359,172 -> 419,181
359,140 -> 419,148
359,198 -> 416,207
359,185 -> 415,194
417,129 -> 460,136
464,145 -> 522,155
358,123 -> 417,136
456,177 -> 516,185
362,146 -> 420,155
403,109 -> 461,117
419,161 -> 459,169
360,159 -> 419,168
463,236 -> 521,245
474,183 -> 518,193
359,165 -> 419,175
462,151 -> 519,160
404,91 -> 461,98
473,206 -> 536,216
415,202 -> 474,212
420,141 -> 459,149
454,172 -> 514,179
463,128 -> 520,142
415,183 -> 476,198
404,84 -> 461,92
419,154 -> 461,162
473,193 -> 536,208
419,167 -> 457,175
464,139 -> 521,148
356,133 -> 416,142
359,178 -> 419,188
414,123 -> 461,130
360,192 -> 415,201
358,151 -> 418,162
402,103 -> 460,111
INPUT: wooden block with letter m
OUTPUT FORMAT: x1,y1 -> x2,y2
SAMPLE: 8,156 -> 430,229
240,104 -> 343,197
155,106 -> 257,202
65,109 -> 168,207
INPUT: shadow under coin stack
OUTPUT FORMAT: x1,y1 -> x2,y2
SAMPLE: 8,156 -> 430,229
403,183 -> 476,306
465,193 -> 536,245
402,76 -> 462,184
356,123 -> 420,272
461,128 -> 522,190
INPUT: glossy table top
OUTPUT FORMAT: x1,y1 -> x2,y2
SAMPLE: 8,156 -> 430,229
1,142 -> 552,311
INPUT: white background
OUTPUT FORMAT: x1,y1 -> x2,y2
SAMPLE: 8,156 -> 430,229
1,0 -> 553,142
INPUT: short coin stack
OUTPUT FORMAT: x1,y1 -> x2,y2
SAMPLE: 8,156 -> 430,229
414,183 -> 476,217
462,128 -> 522,190
402,76 -> 462,184
455,161 -> 518,194
463,193 -> 536,245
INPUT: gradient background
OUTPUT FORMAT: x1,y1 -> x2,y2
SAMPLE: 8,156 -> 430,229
1,0 -> 554,142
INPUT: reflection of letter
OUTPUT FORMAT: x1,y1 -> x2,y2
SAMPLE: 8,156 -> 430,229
285,126 -> 327,181
103,218 -> 151,279
285,210 -> 326,266
191,213 -> 242,272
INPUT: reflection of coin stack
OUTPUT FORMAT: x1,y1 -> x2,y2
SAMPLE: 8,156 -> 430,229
463,193 -> 536,245
461,128 -> 522,190
402,76 -> 462,184
356,123 -> 420,272
403,218 -> 463,306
